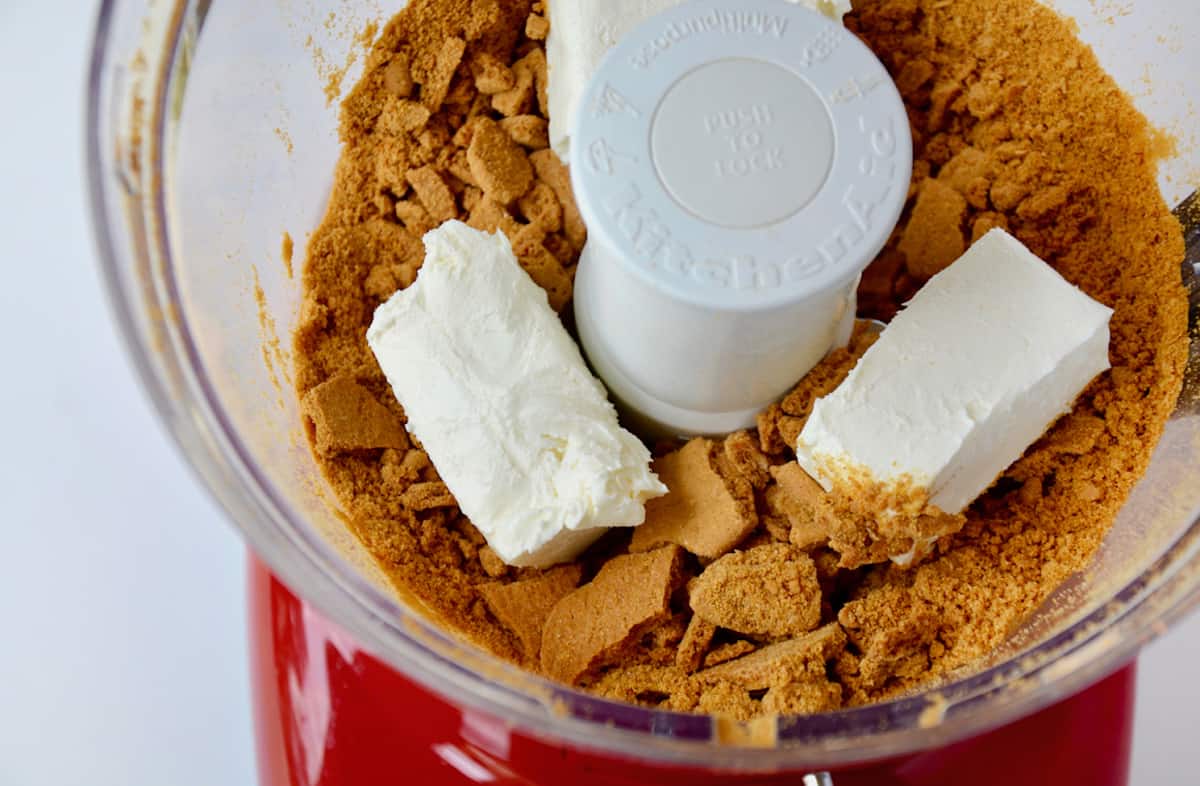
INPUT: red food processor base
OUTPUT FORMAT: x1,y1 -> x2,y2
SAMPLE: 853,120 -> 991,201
249,556 -> 1135,786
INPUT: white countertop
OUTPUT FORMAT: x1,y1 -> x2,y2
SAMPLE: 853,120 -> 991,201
0,2 -> 1196,785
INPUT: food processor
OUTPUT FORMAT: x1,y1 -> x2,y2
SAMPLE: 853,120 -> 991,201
87,0 -> 1200,784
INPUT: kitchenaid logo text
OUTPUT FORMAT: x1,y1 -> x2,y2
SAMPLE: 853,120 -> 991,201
629,10 -> 789,69
602,183 -> 825,290
599,113 -> 900,292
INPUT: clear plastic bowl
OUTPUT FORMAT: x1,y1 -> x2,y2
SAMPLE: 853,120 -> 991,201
87,0 -> 1200,772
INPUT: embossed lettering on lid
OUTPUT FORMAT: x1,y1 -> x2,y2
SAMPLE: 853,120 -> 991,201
571,0 -> 911,308
651,58 -> 835,230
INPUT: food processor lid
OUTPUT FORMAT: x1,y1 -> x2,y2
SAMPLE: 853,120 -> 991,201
570,0 -> 911,311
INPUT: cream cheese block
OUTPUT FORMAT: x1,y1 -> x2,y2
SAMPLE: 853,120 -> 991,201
797,228 -> 1113,517
367,222 -> 667,568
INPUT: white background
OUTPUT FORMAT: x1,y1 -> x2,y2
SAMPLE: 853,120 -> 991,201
1,2 -> 1198,785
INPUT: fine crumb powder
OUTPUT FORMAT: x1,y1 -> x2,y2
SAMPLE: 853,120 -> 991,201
281,232 -> 295,279
292,0 -> 1188,719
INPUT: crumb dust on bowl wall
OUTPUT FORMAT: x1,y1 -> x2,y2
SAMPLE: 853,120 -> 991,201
167,0 -> 397,596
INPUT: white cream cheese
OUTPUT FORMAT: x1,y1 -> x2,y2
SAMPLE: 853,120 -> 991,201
797,228 -> 1113,516
546,0 -> 853,158
367,221 -> 667,568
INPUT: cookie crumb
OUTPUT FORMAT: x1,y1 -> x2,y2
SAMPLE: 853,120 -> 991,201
383,53 -> 414,98
401,481 -> 457,511
491,50 -> 539,116
406,165 -> 459,222
421,36 -> 467,112
899,178 -> 968,279
769,464 -> 836,551
761,679 -> 842,715
541,546 -> 684,684
480,564 -> 582,659
690,544 -> 822,639
525,13 -> 549,40
394,199 -> 438,236
379,99 -> 432,134
467,117 -> 534,204
703,641 -> 758,668
697,624 -> 846,690
630,439 -> 758,560
471,52 -> 516,94
676,616 -> 717,673
500,115 -> 550,149
478,545 -> 508,578
302,374 -> 409,454
720,431 -> 773,490
1045,413 -> 1106,455
529,150 -> 586,248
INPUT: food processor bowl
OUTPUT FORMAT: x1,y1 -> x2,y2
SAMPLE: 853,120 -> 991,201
87,0 -> 1200,780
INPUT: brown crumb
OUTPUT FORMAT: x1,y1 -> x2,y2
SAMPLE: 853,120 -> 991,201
970,211 -> 1009,243
281,232 -> 294,279
401,481 -> 457,511
689,544 -> 821,639
703,641 -> 758,668
720,431 -> 773,490
378,99 -> 431,134
467,196 -> 522,235
491,50 -> 538,116
762,679 -> 843,715
394,199 -> 438,236
630,439 -> 758,560
420,36 -> 466,112
500,115 -> 550,149
525,13 -> 549,41
467,116 -> 534,204
478,545 -> 508,578
1044,412 -> 1107,455
769,463 -> 836,551
405,165 -> 458,222
839,601 -> 939,695
815,467 -> 966,569
509,223 -> 572,310
938,146 -> 994,208
898,178 -> 967,279
637,615 -> 689,666
590,665 -> 697,711
540,546 -> 684,684
529,149 -> 586,248
526,47 -> 549,116
383,53 -> 414,98
381,448 -> 431,489
471,52 -> 516,94
676,616 -> 717,673
479,564 -> 582,660
446,149 -> 478,187
516,181 -> 561,231
697,624 -> 846,690
301,374 -> 409,454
